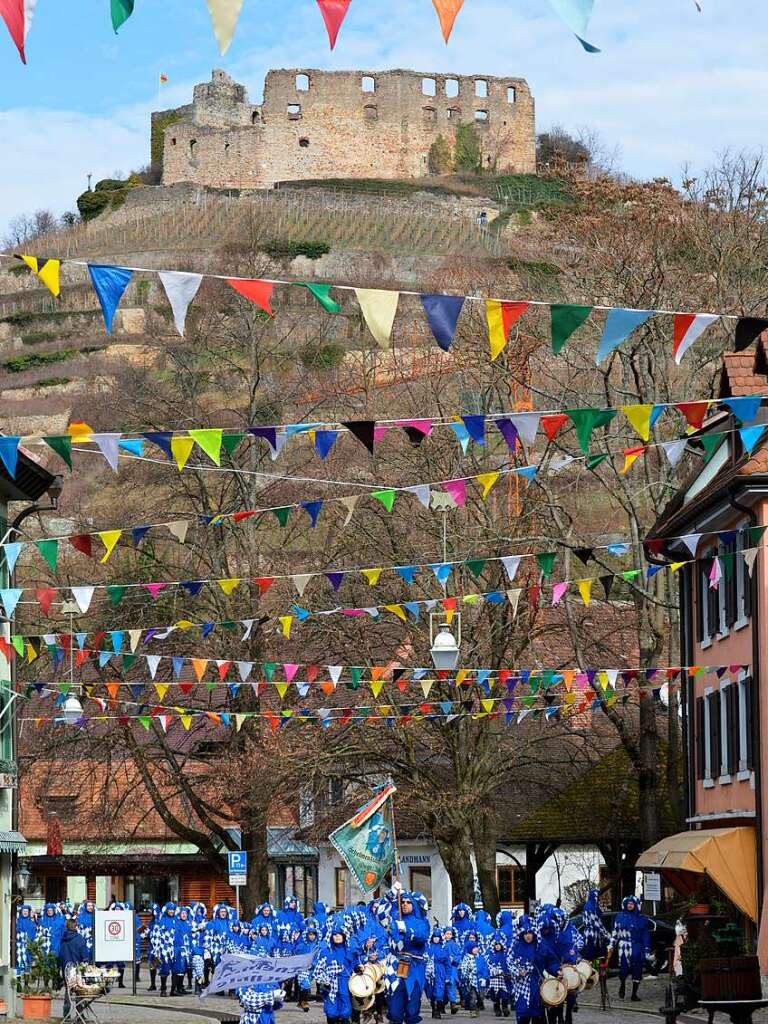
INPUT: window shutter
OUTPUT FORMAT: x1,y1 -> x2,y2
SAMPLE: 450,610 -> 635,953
725,542 -> 737,628
696,696 -> 706,780
743,549 -> 753,618
709,691 -> 721,778
705,556 -> 719,636
728,685 -> 739,775
745,677 -> 756,770
696,561 -> 706,642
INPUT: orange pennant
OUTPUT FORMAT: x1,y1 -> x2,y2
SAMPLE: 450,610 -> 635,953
191,658 -> 209,682
432,0 -> 464,41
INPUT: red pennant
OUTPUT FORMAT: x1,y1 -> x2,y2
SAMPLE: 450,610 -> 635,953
70,534 -> 93,557
432,0 -> 465,41
306,664 -> 320,682
528,584 -> 540,610
645,538 -> 665,556
75,649 -> 90,668
217,661 -> 230,681
441,597 -> 457,612
498,669 -> 511,687
0,637 -> 12,661
0,0 -> 30,63
266,710 -> 279,734
316,0 -> 351,48
118,715 -> 129,726
179,682 -> 194,695
672,313 -> 697,361
396,679 -> 408,692
676,401 -> 709,429
226,278 -> 274,316
253,577 -> 275,595
35,588 -> 56,614
93,631 -> 106,650
59,633 -> 72,656
541,414 -> 569,442
233,510 -> 258,523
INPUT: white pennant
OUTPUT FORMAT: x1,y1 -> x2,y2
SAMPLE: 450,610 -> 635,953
507,589 -> 522,616
674,314 -> 719,364
240,619 -> 254,640
662,439 -> 688,468
292,575 -> 313,596
159,271 -> 203,336
500,556 -> 522,582
168,520 -> 190,543
158,715 -> 169,733
206,0 -> 245,54
743,547 -> 759,577
407,484 -> 431,508
328,666 -> 343,684
129,629 -> 142,652
680,533 -> 702,558
431,489 -> 456,510
509,413 -> 541,448
338,495 -> 360,526
237,661 -> 253,681
550,455 -> 576,472
270,431 -> 288,461
146,655 -> 161,679
92,432 -> 121,471
71,586 -> 95,613
355,288 -> 400,348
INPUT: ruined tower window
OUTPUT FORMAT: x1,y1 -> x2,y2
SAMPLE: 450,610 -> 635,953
171,137 -> 177,146
422,106 -> 437,125
474,79 -> 488,98
474,109 -> 489,123
299,137 -> 310,148
363,104 -> 378,121
296,74 -> 310,92
422,77 -> 436,97
189,139 -> 197,156
225,141 -> 230,154
287,103 -> 302,119
445,78 -> 459,98
361,75 -> 376,93
447,107 -> 461,120
507,85 -> 517,103
251,111 -> 260,124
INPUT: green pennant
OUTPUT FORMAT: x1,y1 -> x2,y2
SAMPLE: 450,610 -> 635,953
272,507 -> 291,527
205,680 -> 217,691
551,304 -> 593,355
138,715 -> 152,731
523,694 -> 536,708
372,489 -> 396,513
529,676 -> 540,694
122,653 -> 136,669
622,569 -> 641,581
567,408 -> 618,454
11,636 -> 24,656
58,681 -> 71,695
542,669 -> 556,689
720,551 -> 735,581
586,453 -> 609,470
536,551 -> 557,578
35,539 -> 58,572
348,666 -> 363,690
222,433 -> 244,457
43,435 -> 72,468
700,432 -> 722,463
263,662 -> 277,681
301,283 -> 342,313
107,585 -> 126,607
749,525 -> 768,546
111,0 -> 135,32
221,620 -> 237,631
464,559 -> 487,578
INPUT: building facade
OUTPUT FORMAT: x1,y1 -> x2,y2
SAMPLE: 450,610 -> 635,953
645,343 -> 768,975
156,68 -> 536,189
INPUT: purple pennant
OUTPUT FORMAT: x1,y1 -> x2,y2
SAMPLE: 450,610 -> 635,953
301,500 -> 323,527
143,629 -> 158,644
495,418 -> 518,452
585,669 -> 597,684
420,294 -> 465,352
325,572 -> 345,592
248,426 -> 278,451
143,432 -> 173,459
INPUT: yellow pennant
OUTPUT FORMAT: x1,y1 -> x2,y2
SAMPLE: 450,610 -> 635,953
171,436 -> 195,471
361,568 -> 383,586
420,679 -> 434,698
577,579 -> 593,606
235,714 -> 247,731
355,288 -> 400,348
20,256 -> 61,297
25,642 -> 37,663
621,447 -> 646,474
279,615 -> 293,638
99,530 -> 122,563
476,471 -> 500,499
68,420 -> 93,442
384,604 -> 407,621
671,561 -> 687,572
179,713 -> 193,730
481,698 -> 495,713
370,680 -> 385,698
455,669 -> 469,686
154,683 -> 169,701
275,682 -> 289,700
622,404 -> 654,442
462,594 -> 479,605
217,578 -> 241,595
444,605 -> 456,624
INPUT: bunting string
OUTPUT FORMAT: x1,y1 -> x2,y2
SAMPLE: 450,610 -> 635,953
4,252 -> 766,371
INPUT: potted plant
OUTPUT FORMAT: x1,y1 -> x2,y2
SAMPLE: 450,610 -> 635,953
19,938 -> 60,1019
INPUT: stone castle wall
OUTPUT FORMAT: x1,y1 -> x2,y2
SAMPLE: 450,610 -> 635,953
159,68 -> 535,189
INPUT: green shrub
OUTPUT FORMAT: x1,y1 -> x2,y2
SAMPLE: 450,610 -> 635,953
506,256 -> 562,279
454,125 -> 481,173
77,189 -> 111,221
151,109 -> 183,166
299,340 -> 345,369
3,349 -> 78,373
428,134 -> 453,175
35,377 -> 71,388
22,331 -> 56,345
262,240 -> 331,261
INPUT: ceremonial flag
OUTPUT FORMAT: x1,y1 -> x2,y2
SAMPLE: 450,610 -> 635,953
203,952 -> 315,999
329,784 -> 397,894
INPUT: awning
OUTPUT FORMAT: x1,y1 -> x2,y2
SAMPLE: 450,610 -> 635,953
0,830 -> 27,853
637,826 -> 757,922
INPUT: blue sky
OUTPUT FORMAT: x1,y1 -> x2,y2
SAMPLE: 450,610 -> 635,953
1,0 -> 767,231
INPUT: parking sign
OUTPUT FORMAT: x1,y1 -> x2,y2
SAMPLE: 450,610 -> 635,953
228,851 -> 247,886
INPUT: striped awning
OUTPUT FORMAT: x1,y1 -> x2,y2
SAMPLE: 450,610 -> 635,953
0,831 -> 26,853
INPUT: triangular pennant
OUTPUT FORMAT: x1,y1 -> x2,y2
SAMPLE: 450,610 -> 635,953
0,437 -> 20,480
315,0 -> 351,48
623,404 -> 654,442
301,500 -> 323,527
621,445 -> 646,474
501,556 -> 522,582
475,471 -> 499,499
98,530 -> 122,563
189,429 -> 223,466
361,568 -> 383,586
167,520 -> 190,544
111,0 -> 134,31
740,425 -> 766,455
721,396 -> 762,425
551,304 -> 592,355
372,489 -> 396,513
342,421 -> 375,454
2,542 -> 22,574
71,586 -> 94,614
33,587 -> 55,614
596,308 -> 654,363
577,579 -> 593,606
551,581 -> 569,606
159,271 -> 203,336
338,494 -> 360,526
672,313 -> 719,364
43,435 -> 72,468
700,432 -> 722,462
170,436 -> 195,471
217,578 -> 241,595
227,277 -> 274,315
206,0 -> 245,53
93,432 -> 122,472
0,0 -> 36,62
432,0 -> 464,41
442,479 -> 466,507
486,300 -> 529,361
88,264 -> 133,333
541,414 -> 569,442
743,547 -> 759,577
315,430 -> 338,459
420,293 -> 465,352
567,408 -> 617,454
536,551 -> 556,579
661,438 -> 688,468
734,317 -> 768,352
18,255 -> 60,296
35,539 -> 58,572
355,289 -> 399,348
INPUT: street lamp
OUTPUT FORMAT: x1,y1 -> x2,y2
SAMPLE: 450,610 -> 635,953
61,695 -> 83,725
15,860 -> 30,893
430,622 -> 460,671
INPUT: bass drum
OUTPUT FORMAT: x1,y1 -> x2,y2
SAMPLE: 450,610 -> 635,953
561,964 -> 582,992
575,960 -> 596,990
540,977 -> 567,1007
349,973 -> 376,1002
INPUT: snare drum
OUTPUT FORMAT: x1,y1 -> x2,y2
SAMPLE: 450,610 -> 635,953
540,976 -> 567,1007
561,964 -> 581,992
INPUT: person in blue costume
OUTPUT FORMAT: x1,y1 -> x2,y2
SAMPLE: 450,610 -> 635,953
296,918 -> 321,1011
251,921 -> 279,956
539,907 -> 582,1024
279,895 -> 304,941
474,912 -> 496,955
608,896 -> 651,1003
425,926 -> 452,1019
496,912 -> 516,948
238,981 -> 285,1024
169,905 -> 193,996
146,903 -> 162,992
313,902 -> 330,937
450,904 -> 474,941
204,903 -> 234,986
227,919 -> 252,953
440,927 -> 461,1014
507,914 -> 561,1024
75,900 -> 95,962
254,902 -> 279,935
487,931 -> 511,1018
16,904 -> 37,978
357,910 -> 388,1023
459,937 -> 490,1018
314,913 -> 358,1024
580,890 -> 609,961
37,902 -> 66,957
59,919 -> 90,1020
376,887 -> 429,1024
151,901 -> 179,997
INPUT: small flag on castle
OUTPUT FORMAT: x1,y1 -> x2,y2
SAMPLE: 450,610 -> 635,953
159,73 -> 169,84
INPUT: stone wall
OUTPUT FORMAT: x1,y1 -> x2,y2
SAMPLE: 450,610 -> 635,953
160,68 -> 535,189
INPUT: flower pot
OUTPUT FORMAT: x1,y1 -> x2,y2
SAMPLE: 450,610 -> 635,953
22,993 -> 52,1020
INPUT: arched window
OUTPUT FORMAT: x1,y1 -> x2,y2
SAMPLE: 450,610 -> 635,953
475,79 -> 488,98
422,77 -> 436,97
445,78 -> 459,98
296,74 -> 310,92
251,110 -> 260,124
507,85 -> 517,104
299,137 -> 310,148
287,103 -> 302,119
189,139 -> 197,156
362,75 -> 376,93
447,107 -> 461,121
474,109 -> 489,123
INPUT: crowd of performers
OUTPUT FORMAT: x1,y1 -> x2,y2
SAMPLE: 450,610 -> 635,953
16,890 -> 653,1024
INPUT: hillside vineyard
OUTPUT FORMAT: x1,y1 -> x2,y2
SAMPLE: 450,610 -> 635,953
155,68 -> 536,188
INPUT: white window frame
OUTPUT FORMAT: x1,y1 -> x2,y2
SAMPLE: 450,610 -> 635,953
703,685 -> 714,787
700,562 -> 712,650
719,682 -> 731,784
734,527 -> 750,630
737,671 -> 752,781
716,547 -> 728,639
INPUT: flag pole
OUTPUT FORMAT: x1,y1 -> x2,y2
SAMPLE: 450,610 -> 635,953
389,788 -> 403,918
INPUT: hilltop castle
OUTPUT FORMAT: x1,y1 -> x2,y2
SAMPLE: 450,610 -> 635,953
153,68 -> 536,190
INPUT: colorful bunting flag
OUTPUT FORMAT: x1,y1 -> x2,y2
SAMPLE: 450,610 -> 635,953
734,317 -> 768,352
0,437 -> 20,480
432,0 -> 464,40
316,0 -> 351,48
88,264 -> 133,334
227,277 -> 274,315
110,0 -> 134,31
486,300 -> 529,361
207,0 -> 245,54
159,271 -> 203,336
17,255 -> 60,296
189,429 -> 223,466
672,313 -> 718,364
551,304 -> 592,355
0,0 -> 36,62
421,293 -> 465,352
356,289 -> 399,348
596,308 -> 653,363
567,408 -> 617,453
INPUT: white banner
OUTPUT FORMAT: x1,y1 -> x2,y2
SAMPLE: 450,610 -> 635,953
201,952 -> 316,997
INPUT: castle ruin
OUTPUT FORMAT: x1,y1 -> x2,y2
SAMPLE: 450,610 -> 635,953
154,68 -> 536,190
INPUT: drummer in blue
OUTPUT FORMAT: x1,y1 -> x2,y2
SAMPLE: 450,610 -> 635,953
377,884 -> 430,1024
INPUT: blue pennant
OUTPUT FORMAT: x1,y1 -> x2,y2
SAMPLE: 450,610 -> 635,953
88,264 -> 133,334
420,294 -> 465,352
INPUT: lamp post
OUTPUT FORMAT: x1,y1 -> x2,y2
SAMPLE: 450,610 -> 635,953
430,621 -> 461,672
